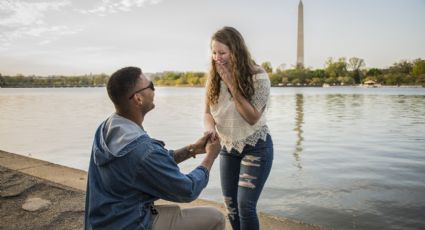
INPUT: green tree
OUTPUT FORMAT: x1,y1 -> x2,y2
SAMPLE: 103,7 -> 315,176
93,74 -> 109,86
281,77 -> 289,86
311,69 -> 326,79
412,59 -> 425,76
416,74 -> 425,86
286,69 -> 309,85
291,78 -> 301,85
275,63 -> 286,73
261,61 -> 273,74
0,73 -> 4,87
325,57 -> 348,84
310,69 -> 326,85
14,74 -> 25,87
309,77 -> 324,86
199,75 -> 208,86
161,72 -> 183,85
366,68 -> 382,76
348,57 -> 365,84
325,77 -> 338,85
269,73 -> 282,86
175,74 -> 188,85
389,60 -> 412,74
338,76 -> 354,85
79,77 -> 91,86
383,73 -> 403,86
402,74 -> 416,85
186,72 -> 199,86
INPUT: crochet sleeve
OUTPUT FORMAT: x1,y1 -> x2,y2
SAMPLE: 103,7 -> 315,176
251,74 -> 270,112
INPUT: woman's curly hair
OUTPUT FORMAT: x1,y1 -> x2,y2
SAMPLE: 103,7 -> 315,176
206,27 -> 257,105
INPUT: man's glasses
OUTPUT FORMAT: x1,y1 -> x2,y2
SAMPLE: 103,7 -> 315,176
128,81 -> 155,99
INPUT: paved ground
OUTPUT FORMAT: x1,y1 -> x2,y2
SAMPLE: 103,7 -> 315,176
0,150 -> 328,230
0,165 -> 85,230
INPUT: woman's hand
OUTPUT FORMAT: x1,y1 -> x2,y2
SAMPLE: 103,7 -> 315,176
204,129 -> 219,142
216,63 -> 233,90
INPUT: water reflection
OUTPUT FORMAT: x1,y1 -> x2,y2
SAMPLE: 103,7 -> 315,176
293,94 -> 304,169
1,87 -> 425,230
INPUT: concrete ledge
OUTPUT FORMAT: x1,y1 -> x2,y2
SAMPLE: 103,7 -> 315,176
0,150 -> 87,191
0,150 -> 328,230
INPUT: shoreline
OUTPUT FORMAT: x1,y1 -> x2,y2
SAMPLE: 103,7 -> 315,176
0,150 -> 328,229
0,85 -> 424,88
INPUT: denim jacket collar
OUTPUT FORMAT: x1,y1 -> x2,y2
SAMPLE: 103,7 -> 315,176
94,113 -> 147,166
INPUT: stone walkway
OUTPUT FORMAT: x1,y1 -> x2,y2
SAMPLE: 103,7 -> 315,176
0,165 -> 85,230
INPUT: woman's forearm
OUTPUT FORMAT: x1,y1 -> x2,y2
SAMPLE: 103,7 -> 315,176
230,88 -> 261,125
204,113 -> 216,131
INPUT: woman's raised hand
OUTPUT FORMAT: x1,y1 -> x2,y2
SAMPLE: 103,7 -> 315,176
215,63 -> 233,89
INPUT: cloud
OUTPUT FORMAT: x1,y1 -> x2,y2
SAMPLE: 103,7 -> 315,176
0,25 -> 83,50
0,0 -> 71,27
0,0 -> 79,48
0,0 -> 164,48
80,0 -> 162,16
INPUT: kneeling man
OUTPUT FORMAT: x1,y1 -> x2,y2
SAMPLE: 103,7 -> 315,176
85,67 -> 224,230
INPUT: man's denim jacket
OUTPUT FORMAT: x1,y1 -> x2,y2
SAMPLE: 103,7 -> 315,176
84,114 -> 209,229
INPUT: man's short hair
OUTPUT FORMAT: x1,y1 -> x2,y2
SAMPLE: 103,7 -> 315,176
107,67 -> 142,106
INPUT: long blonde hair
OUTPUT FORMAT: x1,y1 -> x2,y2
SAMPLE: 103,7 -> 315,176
207,27 -> 256,105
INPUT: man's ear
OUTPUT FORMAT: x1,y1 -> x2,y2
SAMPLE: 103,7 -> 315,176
135,93 -> 144,105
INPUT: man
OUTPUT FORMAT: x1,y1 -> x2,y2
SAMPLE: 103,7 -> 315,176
84,67 -> 224,230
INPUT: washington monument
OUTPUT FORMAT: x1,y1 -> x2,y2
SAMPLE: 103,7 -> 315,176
297,0 -> 304,68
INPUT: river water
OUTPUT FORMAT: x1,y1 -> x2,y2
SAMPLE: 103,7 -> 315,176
1,86 -> 424,230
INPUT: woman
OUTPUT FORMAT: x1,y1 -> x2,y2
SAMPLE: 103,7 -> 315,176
204,26 -> 273,230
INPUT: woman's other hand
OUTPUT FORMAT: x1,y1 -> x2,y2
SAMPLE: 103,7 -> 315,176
204,129 -> 219,142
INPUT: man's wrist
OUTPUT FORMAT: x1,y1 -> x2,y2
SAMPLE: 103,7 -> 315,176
187,144 -> 196,158
201,156 -> 215,171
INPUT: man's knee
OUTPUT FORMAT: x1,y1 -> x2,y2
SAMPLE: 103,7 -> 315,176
181,206 -> 225,230
194,206 -> 225,230
207,207 -> 225,230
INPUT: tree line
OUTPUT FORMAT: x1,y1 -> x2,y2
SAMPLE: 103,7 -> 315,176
265,57 -> 425,87
0,74 -> 109,88
1,58 -> 424,88
150,71 -> 207,86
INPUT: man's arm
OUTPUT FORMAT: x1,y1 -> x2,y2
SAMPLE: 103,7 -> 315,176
173,145 -> 196,164
135,146 -> 209,203
133,135 -> 221,203
174,137 -> 221,170
199,138 -> 221,171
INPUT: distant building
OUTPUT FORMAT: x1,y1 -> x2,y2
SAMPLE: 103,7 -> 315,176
297,0 -> 304,69
363,80 -> 381,88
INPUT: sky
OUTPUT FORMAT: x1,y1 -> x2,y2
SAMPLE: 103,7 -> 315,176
0,0 -> 424,76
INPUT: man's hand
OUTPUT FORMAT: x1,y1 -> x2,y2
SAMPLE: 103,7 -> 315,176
205,138 -> 221,158
173,133 -> 212,164
190,132 -> 212,156
201,137 -> 221,172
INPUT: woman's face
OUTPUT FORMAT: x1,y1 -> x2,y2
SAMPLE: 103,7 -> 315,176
211,40 -> 230,65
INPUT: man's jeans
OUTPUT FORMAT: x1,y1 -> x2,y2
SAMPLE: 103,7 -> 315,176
220,134 -> 273,230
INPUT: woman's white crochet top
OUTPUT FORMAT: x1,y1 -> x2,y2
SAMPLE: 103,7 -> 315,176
210,72 -> 270,153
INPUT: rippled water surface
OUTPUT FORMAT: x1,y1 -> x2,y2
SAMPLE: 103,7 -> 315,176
1,87 -> 424,230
